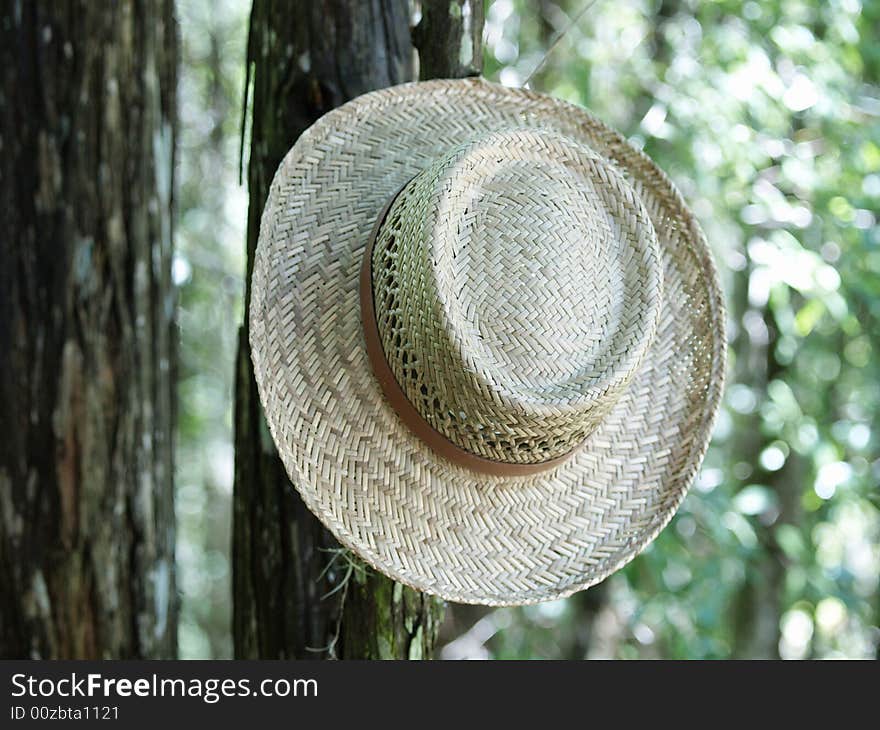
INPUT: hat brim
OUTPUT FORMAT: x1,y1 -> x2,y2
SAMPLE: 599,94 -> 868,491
250,78 -> 726,605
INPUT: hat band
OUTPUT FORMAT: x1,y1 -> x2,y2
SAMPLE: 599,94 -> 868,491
359,180 -> 581,477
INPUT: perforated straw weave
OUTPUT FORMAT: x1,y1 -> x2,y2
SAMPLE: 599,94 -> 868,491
250,78 -> 726,605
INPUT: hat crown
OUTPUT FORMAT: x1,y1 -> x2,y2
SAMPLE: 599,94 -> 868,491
371,128 -> 663,465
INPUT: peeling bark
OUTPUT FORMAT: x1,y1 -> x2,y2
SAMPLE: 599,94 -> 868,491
232,0 -> 482,659
0,0 -> 177,659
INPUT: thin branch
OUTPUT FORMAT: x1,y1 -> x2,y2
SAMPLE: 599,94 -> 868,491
523,0 -> 599,88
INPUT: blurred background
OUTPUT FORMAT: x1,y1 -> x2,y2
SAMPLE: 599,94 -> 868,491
174,0 -> 880,659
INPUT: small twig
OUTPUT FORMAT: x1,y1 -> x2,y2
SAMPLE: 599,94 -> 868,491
315,546 -> 344,582
320,562 -> 353,601
303,569 -> 349,659
304,548 -> 368,658
523,0 -> 599,88
324,575 -> 349,660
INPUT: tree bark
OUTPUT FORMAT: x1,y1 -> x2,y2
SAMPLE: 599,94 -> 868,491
728,259 -> 799,659
232,0 -> 483,659
0,0 -> 178,658
413,0 -> 483,79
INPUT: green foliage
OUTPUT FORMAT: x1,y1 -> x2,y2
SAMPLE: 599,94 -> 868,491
477,0 -> 879,659
175,0 -> 879,658
175,0 -> 249,659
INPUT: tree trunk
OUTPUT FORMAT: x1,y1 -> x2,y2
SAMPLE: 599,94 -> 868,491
232,0 -> 483,659
413,0 -> 483,79
728,259 -> 798,659
0,0 -> 178,658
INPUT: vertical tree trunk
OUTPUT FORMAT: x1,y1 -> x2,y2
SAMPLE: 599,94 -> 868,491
413,0 -> 483,79
0,0 -> 178,658
232,0 -> 483,659
728,259 -> 799,659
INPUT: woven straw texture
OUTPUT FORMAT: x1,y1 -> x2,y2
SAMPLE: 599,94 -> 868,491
372,128 -> 662,464
250,78 -> 726,605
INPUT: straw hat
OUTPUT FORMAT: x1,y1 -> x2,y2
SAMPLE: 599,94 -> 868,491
250,78 -> 726,605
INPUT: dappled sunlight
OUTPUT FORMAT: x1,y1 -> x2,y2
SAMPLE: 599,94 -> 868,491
454,0 -> 880,659
173,0 -> 879,659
